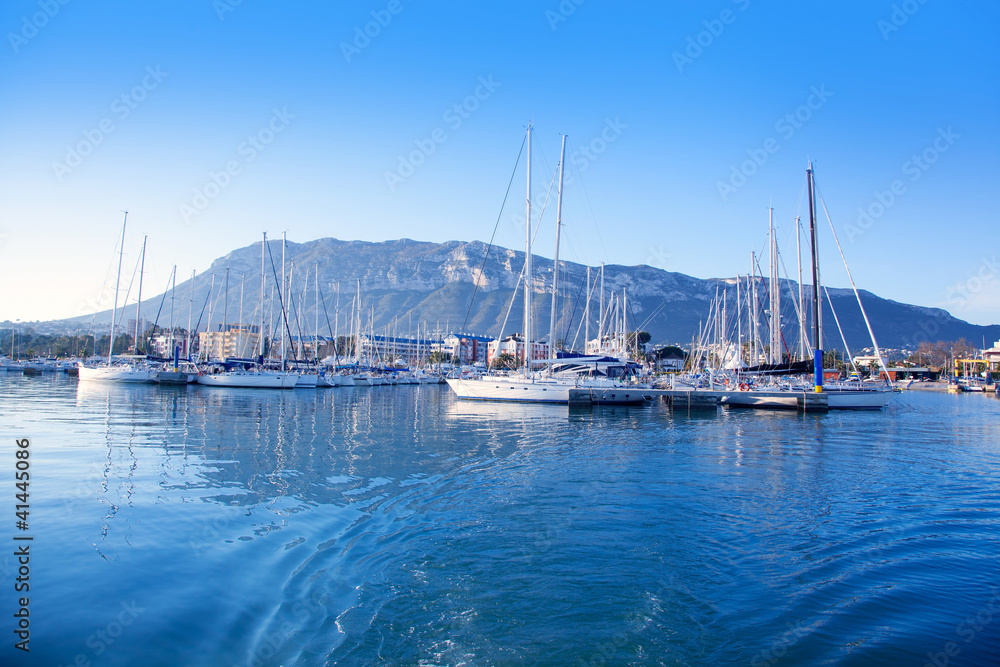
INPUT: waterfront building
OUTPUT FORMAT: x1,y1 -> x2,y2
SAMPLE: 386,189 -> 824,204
198,324 -> 262,360
986,340 -> 1000,372
148,330 -> 193,358
486,334 -> 549,367
440,333 -> 493,365
359,333 -> 443,366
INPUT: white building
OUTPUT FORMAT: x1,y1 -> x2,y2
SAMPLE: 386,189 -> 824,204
985,340 -> 1000,372
440,334 -> 493,365
198,324 -> 262,360
487,334 -> 550,367
148,330 -> 194,358
358,334 -> 441,366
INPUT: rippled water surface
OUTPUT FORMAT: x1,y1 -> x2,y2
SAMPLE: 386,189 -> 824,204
2,375 -> 999,666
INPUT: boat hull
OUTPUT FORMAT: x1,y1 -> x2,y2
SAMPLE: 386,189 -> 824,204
78,365 -> 154,383
294,374 -> 319,388
156,371 -> 197,385
196,372 -> 295,389
720,390 -> 801,409
447,377 -> 571,403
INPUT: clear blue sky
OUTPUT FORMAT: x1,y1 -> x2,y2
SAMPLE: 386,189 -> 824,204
1,0 -> 997,326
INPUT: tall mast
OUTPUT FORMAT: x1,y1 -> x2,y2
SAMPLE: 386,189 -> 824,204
549,133 -> 567,363
281,232 -> 287,371
335,281 -> 340,364
807,164 -> 823,391
314,264 -> 319,363
289,262 -> 297,360
355,279 -> 361,365
109,210 -> 128,363
524,123 -> 533,378
584,265 -> 591,352
134,234 -> 146,354
769,208 -> 780,364
290,262 -> 297,360
237,273 -> 245,357
750,252 -> 759,365
205,274 -> 216,362
599,263 -> 605,341
187,269 -> 194,359
796,216 -> 806,361
223,267 -> 230,360
168,265 -> 176,362
260,233 -> 267,359
622,288 -> 627,358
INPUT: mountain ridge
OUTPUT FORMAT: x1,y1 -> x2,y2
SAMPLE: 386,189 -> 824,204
20,236 -> 1000,351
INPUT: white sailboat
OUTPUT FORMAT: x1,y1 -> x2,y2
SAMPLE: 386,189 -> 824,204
196,233 -> 296,389
78,212 -> 154,383
447,127 -> 650,406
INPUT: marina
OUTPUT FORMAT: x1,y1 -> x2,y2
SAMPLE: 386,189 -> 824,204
2,3 -> 998,664
2,372 -> 998,665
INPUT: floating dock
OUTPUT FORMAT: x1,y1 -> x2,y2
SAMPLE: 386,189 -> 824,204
568,387 -> 830,411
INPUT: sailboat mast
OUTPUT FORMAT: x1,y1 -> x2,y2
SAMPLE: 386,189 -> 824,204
524,123 -> 533,378
281,232 -> 287,371
205,274 -> 216,362
807,164 -> 823,391
736,275 -> 742,366
168,266 -> 176,362
314,264 -> 319,363
134,234 -> 146,354
750,252 -> 758,365
584,265 -> 590,352
288,262 -> 296,360
109,211 -> 128,364
623,288 -> 628,358
599,263 -> 605,341
223,268 -> 230,360
355,279 -> 361,365
549,134 -> 567,362
796,216 -> 806,361
187,269 -> 194,359
237,273 -> 245,357
260,233 -> 267,360
335,281 -> 340,364
769,208 -> 779,364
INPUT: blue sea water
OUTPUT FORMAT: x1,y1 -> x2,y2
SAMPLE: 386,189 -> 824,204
1,374 -> 999,666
